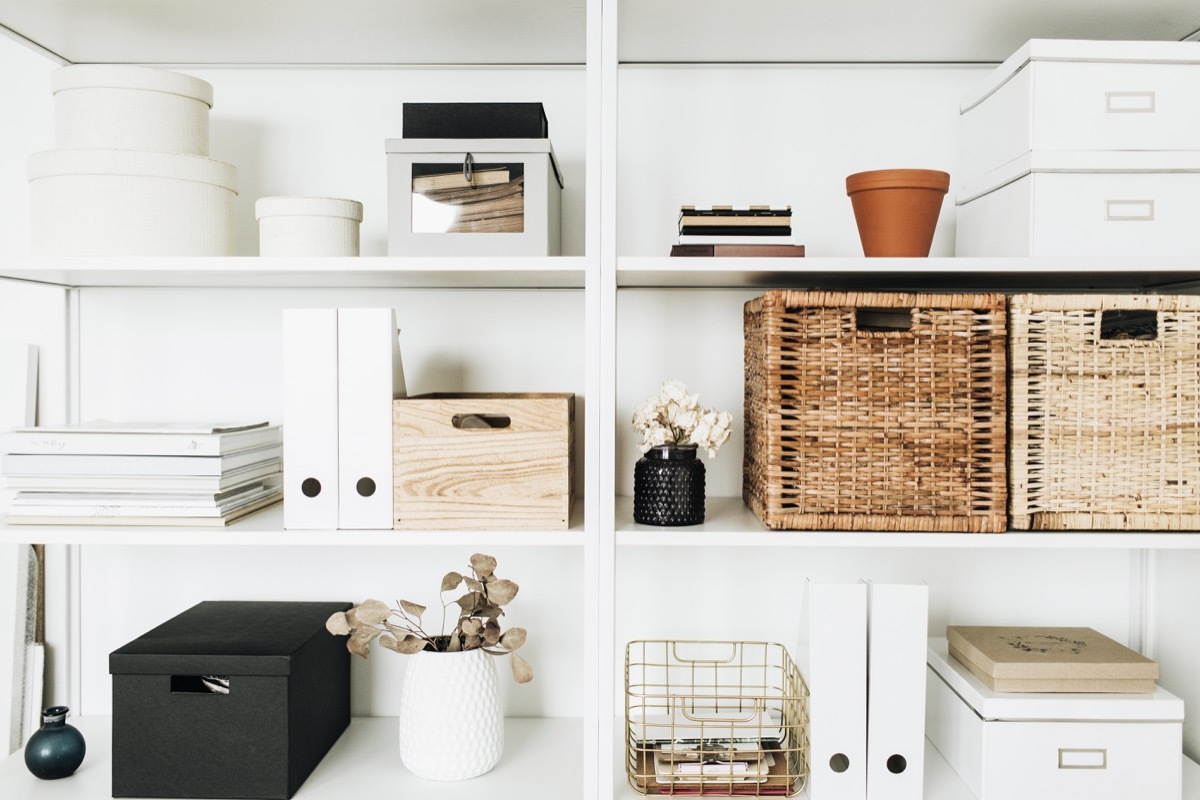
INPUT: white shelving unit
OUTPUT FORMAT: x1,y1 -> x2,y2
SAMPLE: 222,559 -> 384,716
3,2 -> 1200,800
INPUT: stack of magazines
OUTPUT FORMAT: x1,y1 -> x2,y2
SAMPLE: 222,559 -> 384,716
0,421 -> 282,526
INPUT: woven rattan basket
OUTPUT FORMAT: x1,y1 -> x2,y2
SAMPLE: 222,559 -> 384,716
743,290 -> 1007,532
1010,293 -> 1200,531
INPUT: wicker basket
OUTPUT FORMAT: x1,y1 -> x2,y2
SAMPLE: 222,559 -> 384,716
743,290 -> 1007,532
625,640 -> 808,796
1010,293 -> 1200,531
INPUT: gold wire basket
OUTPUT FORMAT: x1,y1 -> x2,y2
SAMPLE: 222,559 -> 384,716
625,640 -> 809,796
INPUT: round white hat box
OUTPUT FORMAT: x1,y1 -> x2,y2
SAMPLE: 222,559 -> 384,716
256,197 -> 364,256
52,65 -> 214,156
27,149 -> 238,256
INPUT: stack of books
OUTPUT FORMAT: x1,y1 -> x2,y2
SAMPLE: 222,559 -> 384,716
0,421 -> 282,526
672,205 -> 805,257
653,741 -> 778,789
411,167 -> 524,233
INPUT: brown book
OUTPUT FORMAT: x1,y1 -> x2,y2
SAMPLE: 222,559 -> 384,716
416,175 -> 524,204
411,167 -> 510,192
670,244 -> 805,257
947,625 -> 1158,693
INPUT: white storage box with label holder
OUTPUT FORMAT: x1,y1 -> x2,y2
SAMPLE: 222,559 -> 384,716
926,638 -> 1183,800
52,65 -> 214,156
959,39 -> 1200,183
28,149 -> 238,256
385,138 -> 563,256
256,196 -> 363,257
955,151 -> 1200,257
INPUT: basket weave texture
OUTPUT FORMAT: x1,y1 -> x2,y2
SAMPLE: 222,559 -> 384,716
1010,294 -> 1200,531
743,290 -> 1007,532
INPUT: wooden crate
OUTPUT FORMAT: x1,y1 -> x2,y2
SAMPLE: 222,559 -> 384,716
743,290 -> 1007,532
392,393 -> 574,530
1010,294 -> 1200,531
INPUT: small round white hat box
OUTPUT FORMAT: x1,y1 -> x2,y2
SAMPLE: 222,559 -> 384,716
51,65 -> 214,156
27,149 -> 238,256
255,197 -> 364,256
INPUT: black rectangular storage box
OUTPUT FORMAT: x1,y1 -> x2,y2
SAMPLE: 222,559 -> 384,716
109,600 -> 351,799
402,102 -> 549,138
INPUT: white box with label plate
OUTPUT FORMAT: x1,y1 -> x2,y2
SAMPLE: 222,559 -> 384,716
384,138 -> 562,256
955,150 -> 1200,257
958,39 -> 1200,183
926,638 -> 1183,800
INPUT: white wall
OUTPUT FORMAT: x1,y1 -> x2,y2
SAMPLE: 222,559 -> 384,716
0,35 -> 55,257
0,50 -> 587,258
617,65 -> 990,257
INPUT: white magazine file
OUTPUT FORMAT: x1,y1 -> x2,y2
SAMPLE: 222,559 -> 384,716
796,580 -> 868,800
336,308 -> 406,529
865,581 -> 929,800
282,309 -> 339,529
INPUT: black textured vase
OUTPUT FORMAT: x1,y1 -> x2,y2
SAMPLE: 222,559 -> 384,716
633,444 -> 706,525
24,706 -> 85,780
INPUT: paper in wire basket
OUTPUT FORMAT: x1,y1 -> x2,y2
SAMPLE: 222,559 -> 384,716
625,640 -> 809,796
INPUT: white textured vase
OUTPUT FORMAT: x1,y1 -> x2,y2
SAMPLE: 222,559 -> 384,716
398,648 -> 503,780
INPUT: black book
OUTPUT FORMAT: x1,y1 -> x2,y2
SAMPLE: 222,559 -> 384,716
678,225 -> 793,237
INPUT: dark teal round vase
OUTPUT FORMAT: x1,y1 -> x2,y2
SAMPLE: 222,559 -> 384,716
633,443 -> 706,525
24,706 -> 86,780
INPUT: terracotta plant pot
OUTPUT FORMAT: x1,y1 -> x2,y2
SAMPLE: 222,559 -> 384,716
846,168 -> 950,257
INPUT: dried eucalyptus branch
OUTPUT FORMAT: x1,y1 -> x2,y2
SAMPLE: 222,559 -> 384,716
325,552 -> 533,684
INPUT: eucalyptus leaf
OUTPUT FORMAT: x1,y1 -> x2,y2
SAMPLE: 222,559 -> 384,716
347,626 -> 380,658
345,608 -> 361,627
399,599 -> 427,620
446,634 -> 462,652
464,576 -> 484,593
500,627 -> 527,651
397,635 -> 427,655
461,618 -> 483,636
510,653 -> 534,684
464,634 -> 483,650
325,611 -> 351,636
440,571 -> 464,592
379,634 -> 400,653
487,579 -> 519,606
455,592 -> 482,613
480,605 -> 505,620
483,620 -> 501,646
469,553 -> 497,578
383,620 -> 410,639
356,599 -> 392,625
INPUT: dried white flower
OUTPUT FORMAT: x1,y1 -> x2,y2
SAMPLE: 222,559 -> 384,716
631,380 -> 733,458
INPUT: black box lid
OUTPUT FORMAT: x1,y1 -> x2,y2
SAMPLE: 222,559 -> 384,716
109,600 -> 351,677
403,102 -> 548,139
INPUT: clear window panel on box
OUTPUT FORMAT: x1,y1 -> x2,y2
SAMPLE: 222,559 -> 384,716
411,162 -> 524,233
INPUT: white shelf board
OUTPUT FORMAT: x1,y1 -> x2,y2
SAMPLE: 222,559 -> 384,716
0,716 -> 583,798
0,256 -> 587,290
5,0 -> 1193,67
0,0 -> 586,66
617,256 -> 1200,291
0,501 -> 585,546
614,732 -> 1200,799
616,497 -> 1200,549
618,0 -> 1200,64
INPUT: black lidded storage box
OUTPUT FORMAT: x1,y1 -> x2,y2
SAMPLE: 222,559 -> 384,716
403,102 -> 549,139
109,600 -> 351,799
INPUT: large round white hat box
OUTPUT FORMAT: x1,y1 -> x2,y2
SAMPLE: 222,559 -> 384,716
52,65 -> 214,155
256,196 -> 364,256
27,150 -> 238,256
